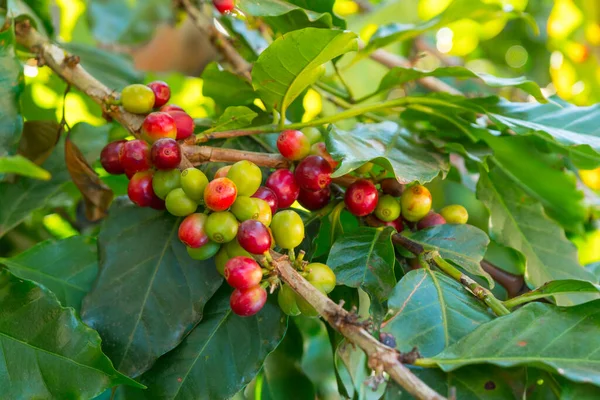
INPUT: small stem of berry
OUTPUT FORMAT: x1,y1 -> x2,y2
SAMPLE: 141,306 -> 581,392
287,249 -> 296,264
295,250 -> 305,269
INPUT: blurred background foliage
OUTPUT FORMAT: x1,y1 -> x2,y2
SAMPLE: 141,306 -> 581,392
5,0 -> 600,264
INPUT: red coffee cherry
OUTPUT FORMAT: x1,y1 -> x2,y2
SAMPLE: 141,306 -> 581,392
147,81 -> 171,108
100,140 -> 126,174
121,139 -> 151,175
295,155 -> 332,192
310,142 -> 338,169
252,186 -> 279,215
149,194 -> 166,210
237,220 -> 272,254
204,177 -> 238,211
417,212 -> 446,230
213,0 -> 235,14
168,111 -> 195,140
224,256 -> 263,290
215,165 -> 231,179
159,104 -> 184,112
151,138 -> 181,170
344,179 -> 379,217
128,171 -> 155,207
277,130 -> 311,161
178,213 -> 210,248
266,169 -> 299,209
141,112 -> 177,143
230,286 -> 267,317
298,187 -> 331,210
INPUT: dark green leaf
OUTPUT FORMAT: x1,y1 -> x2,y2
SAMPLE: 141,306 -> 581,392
477,168 -> 598,305
0,154 -> 50,179
327,226 -> 395,302
424,301 -> 600,387
252,28 -> 357,115
1,236 -> 98,311
313,204 -> 359,259
376,66 -> 545,102
505,280 -> 600,309
124,285 -> 287,399
202,63 -> 256,109
0,270 -> 142,398
405,224 -> 492,286
327,122 -> 449,184
382,269 -> 492,357
561,381 -> 600,400
81,200 -> 223,377
211,106 -> 258,131
0,21 -> 24,157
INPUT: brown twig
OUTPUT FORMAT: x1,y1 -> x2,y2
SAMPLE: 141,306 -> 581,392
182,144 -> 290,169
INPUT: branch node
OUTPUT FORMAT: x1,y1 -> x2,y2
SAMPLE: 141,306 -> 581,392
398,347 -> 422,365
64,55 -> 80,68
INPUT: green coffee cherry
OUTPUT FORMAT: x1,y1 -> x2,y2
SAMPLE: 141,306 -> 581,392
375,194 -> 401,222
253,198 -> 272,227
400,184 -> 432,222
278,284 -> 301,316
181,168 -> 209,203
231,196 -> 260,222
440,204 -> 469,224
295,285 -> 326,317
356,162 -> 374,175
227,160 -> 262,196
187,241 -> 221,260
305,263 -> 336,293
224,239 -> 253,258
205,211 -> 239,243
121,84 -> 155,114
165,188 -> 198,217
153,169 -> 181,199
214,248 -> 229,276
271,210 -> 304,249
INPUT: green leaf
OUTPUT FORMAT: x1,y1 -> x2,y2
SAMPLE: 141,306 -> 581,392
0,154 -> 50,180
561,381 -> 600,400
327,226 -> 396,302
313,204 -> 358,259
202,63 -> 256,109
1,236 -> 98,312
405,224 -> 492,287
335,339 -> 386,400
0,20 -> 24,157
238,0 -> 344,34
375,66 -> 546,102
0,270 -> 142,398
362,0 -> 536,55
382,269 -> 493,357
211,106 -> 258,131
124,285 -> 287,400
424,301 -> 600,387
505,280 -> 600,309
326,122 -> 449,184
252,28 -> 357,115
63,42 -> 145,90
0,144 -> 70,238
477,168 -> 598,306
81,200 -> 223,377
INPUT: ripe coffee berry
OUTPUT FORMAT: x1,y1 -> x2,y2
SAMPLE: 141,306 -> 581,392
128,171 -> 155,207
266,169 -> 299,209
224,256 -> 263,290
252,186 -> 279,215
231,196 -> 259,222
298,187 -> 330,210
417,212 -> 446,230
178,213 -> 209,248
121,139 -> 151,175
204,177 -> 237,211
230,286 -> 267,317
205,211 -> 239,243
278,284 -> 300,316
160,104 -> 184,112
310,142 -> 338,168
151,138 -> 181,170
121,84 -> 154,114
253,198 -> 272,227
147,81 -> 170,108
168,111 -> 195,140
305,263 -> 336,293
228,160 -> 262,196
100,140 -> 126,174
375,194 -> 401,222
440,204 -> 469,224
214,166 -> 231,179
181,168 -> 209,203
344,179 -> 378,217
153,169 -> 181,199
213,0 -> 235,14
295,155 -> 332,192
237,220 -> 272,254
277,130 -> 311,160
271,210 -> 304,249
401,184 -> 432,222
141,112 -> 177,143
187,241 -> 221,261
165,188 -> 198,216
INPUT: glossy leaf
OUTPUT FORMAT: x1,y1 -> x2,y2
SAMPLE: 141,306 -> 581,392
477,168 -> 598,305
405,224 -> 492,287
327,122 -> 449,184
202,63 -> 256,109
0,21 -> 24,157
125,285 -> 287,399
0,270 -> 142,398
425,301 -> 600,387
81,200 -> 223,377
505,279 -> 600,309
252,28 -> 357,115
211,106 -> 258,132
327,226 -> 396,302
376,66 -> 546,102
0,236 -> 98,311
0,154 -> 50,180
382,269 -> 493,357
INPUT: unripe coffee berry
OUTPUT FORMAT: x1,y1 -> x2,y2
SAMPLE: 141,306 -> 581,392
204,177 -> 237,211
121,139 -> 151,175
151,138 -> 181,170
305,263 -> 336,293
153,169 -> 181,199
205,211 -> 239,243
253,198 -> 272,227
277,130 -> 311,160
344,179 -> 378,217
121,84 -> 155,114
165,188 -> 198,216
141,112 -> 177,143
295,155 -> 332,192
271,210 -> 304,249
147,81 -> 170,108
224,256 -> 263,290
237,220 -> 272,254
374,194 -> 401,222
278,284 -> 300,316
417,212 -> 446,230
230,286 -> 267,317
178,213 -> 209,248
227,160 -> 262,196
187,241 -> 221,260
440,204 -> 469,224
401,184 -> 432,222
231,196 -> 260,222
181,168 -> 209,203
266,169 -> 299,209
100,140 -> 126,174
